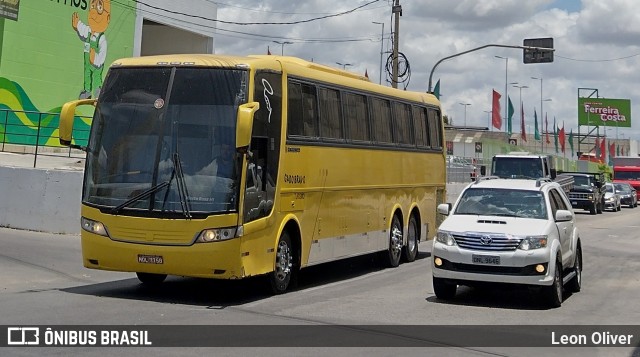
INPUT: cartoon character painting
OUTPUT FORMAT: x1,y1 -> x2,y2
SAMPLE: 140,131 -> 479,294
72,0 -> 111,99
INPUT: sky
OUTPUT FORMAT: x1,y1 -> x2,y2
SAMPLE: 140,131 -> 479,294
211,0 -> 640,142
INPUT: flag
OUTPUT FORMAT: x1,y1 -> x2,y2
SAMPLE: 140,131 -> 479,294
507,96 -> 514,135
621,145 -> 625,156
267,46 -> 272,55
433,79 -> 441,99
617,144 -> 620,157
569,129 -> 574,157
520,101 -> 527,142
559,123 -> 566,153
553,117 -> 558,153
492,89 -> 502,130
364,69 -> 369,79
534,108 -> 540,140
600,137 -> 606,163
545,113 -> 550,144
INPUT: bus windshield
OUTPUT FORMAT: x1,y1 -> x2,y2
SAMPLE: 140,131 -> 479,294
83,67 -> 248,217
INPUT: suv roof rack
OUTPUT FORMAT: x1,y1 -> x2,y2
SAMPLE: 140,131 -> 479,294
536,178 -> 552,187
474,175 -> 501,184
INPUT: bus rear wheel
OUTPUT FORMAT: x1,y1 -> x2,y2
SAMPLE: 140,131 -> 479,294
268,231 -> 295,294
402,214 -> 419,262
136,272 -> 167,285
382,215 -> 403,268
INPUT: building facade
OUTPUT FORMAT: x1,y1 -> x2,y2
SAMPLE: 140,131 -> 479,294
0,0 -> 217,146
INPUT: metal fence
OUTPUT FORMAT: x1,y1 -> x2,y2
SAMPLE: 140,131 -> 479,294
0,109 -> 90,167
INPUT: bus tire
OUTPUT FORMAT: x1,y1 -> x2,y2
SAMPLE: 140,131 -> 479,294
402,214 -> 419,262
382,214 -> 403,268
136,272 -> 167,285
268,231 -> 294,294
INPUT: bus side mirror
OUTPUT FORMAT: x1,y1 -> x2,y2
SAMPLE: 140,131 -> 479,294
59,98 -> 96,149
236,102 -> 260,151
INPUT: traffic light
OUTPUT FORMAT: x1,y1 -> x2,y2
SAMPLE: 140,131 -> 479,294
523,38 -> 554,64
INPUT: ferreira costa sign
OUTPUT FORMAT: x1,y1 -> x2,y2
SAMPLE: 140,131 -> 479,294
578,98 -> 631,127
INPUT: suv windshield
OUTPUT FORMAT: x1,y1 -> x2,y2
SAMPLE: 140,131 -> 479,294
83,67 -> 247,217
454,187 -> 548,219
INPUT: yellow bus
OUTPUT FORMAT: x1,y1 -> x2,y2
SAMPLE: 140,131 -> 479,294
59,54 -> 445,293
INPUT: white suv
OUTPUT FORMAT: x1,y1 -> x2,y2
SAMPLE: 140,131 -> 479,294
432,177 -> 582,307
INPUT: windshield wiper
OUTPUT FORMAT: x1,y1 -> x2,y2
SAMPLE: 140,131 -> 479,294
111,181 -> 170,214
172,152 -> 192,219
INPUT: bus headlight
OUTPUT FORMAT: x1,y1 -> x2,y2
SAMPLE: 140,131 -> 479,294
81,217 -> 109,237
197,227 -> 238,243
436,230 -> 457,246
518,235 -> 548,251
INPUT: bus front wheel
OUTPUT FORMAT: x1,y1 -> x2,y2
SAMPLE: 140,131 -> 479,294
268,231 -> 295,294
136,272 -> 167,285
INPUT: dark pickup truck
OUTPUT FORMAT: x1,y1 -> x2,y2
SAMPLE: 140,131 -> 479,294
560,172 -> 605,215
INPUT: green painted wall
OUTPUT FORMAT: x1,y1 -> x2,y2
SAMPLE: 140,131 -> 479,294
0,0 -> 136,146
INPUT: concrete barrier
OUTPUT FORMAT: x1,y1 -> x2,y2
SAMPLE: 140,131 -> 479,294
0,152 -> 468,234
0,166 -> 82,234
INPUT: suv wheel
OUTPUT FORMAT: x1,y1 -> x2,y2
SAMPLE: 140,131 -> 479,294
433,277 -> 456,300
542,258 -> 563,308
589,203 -> 596,215
566,245 -> 582,293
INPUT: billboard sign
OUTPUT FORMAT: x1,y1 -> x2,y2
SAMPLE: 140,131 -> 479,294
0,0 -> 20,21
578,98 -> 631,128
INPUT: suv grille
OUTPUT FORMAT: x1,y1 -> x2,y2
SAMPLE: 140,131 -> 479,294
452,233 -> 522,251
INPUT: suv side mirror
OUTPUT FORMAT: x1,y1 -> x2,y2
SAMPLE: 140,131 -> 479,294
437,203 -> 452,216
555,209 -> 573,222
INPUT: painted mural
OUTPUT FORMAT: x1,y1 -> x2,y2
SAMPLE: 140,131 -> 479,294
0,0 -> 135,147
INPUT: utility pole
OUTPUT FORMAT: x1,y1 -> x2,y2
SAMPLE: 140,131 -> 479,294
391,0 -> 401,89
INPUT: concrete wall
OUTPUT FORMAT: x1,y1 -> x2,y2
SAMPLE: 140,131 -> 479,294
0,166 -> 82,234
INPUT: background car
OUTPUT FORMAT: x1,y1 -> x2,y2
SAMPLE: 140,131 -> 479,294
613,182 -> 638,208
604,183 -> 622,211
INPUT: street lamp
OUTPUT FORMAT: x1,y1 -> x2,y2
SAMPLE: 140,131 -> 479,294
532,76 -> 544,151
483,110 -> 492,131
372,21 -> 385,85
512,84 -> 528,139
336,62 -> 353,70
459,102 -> 471,127
273,41 -> 292,55
495,56 -> 509,132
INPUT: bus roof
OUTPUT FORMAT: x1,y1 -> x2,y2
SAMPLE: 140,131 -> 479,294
109,54 -> 439,106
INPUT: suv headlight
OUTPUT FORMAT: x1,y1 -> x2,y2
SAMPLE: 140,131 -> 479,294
518,235 -> 548,251
436,230 -> 457,246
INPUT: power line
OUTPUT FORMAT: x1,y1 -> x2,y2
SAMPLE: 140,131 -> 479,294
113,0 -> 379,44
556,53 -> 640,62
129,0 -> 381,26
209,1 -> 389,15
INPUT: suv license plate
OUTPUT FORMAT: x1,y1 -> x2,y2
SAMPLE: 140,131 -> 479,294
472,254 -> 500,265
138,254 -> 164,264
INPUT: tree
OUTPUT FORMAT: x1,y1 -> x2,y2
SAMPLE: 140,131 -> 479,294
443,114 -> 450,125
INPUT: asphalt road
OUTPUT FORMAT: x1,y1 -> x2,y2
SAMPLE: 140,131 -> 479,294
1,207 -> 639,356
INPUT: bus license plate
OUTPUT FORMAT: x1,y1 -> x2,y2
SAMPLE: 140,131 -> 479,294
472,254 -> 500,265
138,254 -> 164,264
